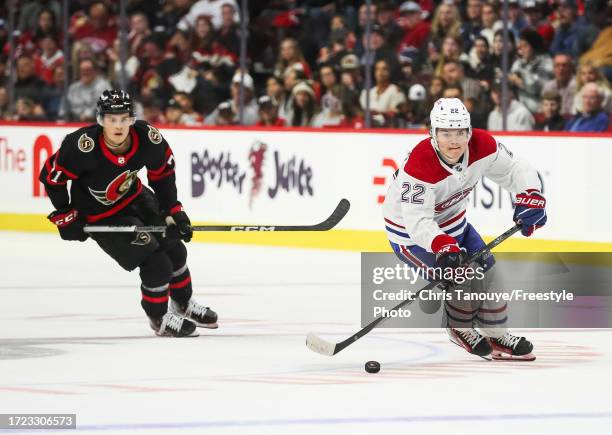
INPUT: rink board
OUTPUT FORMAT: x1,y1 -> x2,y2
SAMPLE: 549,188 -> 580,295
0,123 -> 610,251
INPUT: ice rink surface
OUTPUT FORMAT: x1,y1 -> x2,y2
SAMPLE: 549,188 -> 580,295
1,231 -> 611,434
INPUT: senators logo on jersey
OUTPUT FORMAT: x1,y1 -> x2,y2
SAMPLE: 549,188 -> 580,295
88,169 -> 140,205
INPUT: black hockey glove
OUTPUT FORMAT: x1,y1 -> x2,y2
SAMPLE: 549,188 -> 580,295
47,208 -> 88,242
168,202 -> 192,243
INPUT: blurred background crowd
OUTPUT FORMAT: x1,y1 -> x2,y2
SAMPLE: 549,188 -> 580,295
0,0 -> 611,131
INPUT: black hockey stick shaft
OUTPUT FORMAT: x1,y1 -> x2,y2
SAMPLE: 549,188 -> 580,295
84,199 -> 350,233
314,224 -> 521,356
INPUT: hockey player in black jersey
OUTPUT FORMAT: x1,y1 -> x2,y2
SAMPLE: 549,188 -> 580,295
39,89 -> 218,337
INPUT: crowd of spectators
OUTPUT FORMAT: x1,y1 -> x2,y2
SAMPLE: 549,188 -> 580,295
0,0 -> 611,132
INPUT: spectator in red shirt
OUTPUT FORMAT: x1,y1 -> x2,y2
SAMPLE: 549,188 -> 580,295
71,2 -> 118,53
398,1 -> 431,53
35,35 -> 64,85
256,96 -> 285,127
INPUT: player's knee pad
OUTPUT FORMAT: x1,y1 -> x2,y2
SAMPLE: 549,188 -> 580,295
139,251 -> 173,287
165,241 -> 187,269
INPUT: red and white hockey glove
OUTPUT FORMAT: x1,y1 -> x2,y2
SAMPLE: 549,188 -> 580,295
167,202 -> 192,243
47,208 -> 88,242
513,190 -> 547,237
432,234 -> 466,270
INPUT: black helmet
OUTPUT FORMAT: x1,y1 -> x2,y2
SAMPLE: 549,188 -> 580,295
96,89 -> 134,122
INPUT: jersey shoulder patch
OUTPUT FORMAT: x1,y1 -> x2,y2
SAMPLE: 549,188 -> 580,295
468,128 -> 498,166
62,124 -> 100,155
133,120 -> 163,145
403,138 -> 450,184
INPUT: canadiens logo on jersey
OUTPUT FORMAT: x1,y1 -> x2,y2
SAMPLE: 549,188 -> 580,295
435,186 -> 474,212
88,169 -> 139,205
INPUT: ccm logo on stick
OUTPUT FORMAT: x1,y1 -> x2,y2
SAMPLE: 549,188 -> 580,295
230,226 -> 276,231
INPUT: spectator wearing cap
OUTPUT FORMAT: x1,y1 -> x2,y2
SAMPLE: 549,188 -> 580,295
460,0 -> 484,52
340,54 -> 363,94
177,0 -> 240,31
165,98 -> 185,125
376,1 -> 404,50
406,83 -> 428,126
572,60 -> 612,114
274,38 -> 312,80
509,28 -> 553,113
205,71 -> 258,125
398,1 -> 431,54
488,83 -> 535,131
360,59 -> 407,125
63,58 -> 111,121
358,25 -> 402,84
550,0 -> 585,58
522,0 -> 554,50
565,83 -> 609,132
536,91 -> 566,131
542,54 -> 577,116
256,96 -> 285,127
467,36 -> 495,88
479,2 -> 503,49
507,0 -> 528,41
289,81 -> 319,127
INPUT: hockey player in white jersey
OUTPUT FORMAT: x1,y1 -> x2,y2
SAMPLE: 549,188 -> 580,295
383,98 -> 546,361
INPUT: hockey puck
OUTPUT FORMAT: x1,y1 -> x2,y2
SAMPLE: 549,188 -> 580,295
365,360 -> 380,373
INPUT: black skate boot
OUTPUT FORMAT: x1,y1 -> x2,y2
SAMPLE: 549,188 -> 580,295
149,312 -> 199,337
447,328 -> 493,359
489,333 -> 535,361
171,299 -> 218,329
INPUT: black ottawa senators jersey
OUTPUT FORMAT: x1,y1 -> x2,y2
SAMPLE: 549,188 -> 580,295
39,120 -> 177,222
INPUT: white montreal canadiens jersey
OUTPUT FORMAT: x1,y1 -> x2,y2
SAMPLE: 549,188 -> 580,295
382,129 -> 541,251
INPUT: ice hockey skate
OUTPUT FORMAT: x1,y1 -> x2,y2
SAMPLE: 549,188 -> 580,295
489,333 -> 536,361
171,299 -> 218,329
447,328 -> 493,359
149,312 -> 199,337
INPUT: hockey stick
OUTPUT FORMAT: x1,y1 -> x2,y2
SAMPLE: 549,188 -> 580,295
84,198 -> 350,233
306,224 -> 521,356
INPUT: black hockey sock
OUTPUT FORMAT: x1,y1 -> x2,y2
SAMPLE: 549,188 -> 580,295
139,251 -> 173,318
169,264 -> 193,306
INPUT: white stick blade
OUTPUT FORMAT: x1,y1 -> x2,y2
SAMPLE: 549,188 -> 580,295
306,332 -> 336,356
